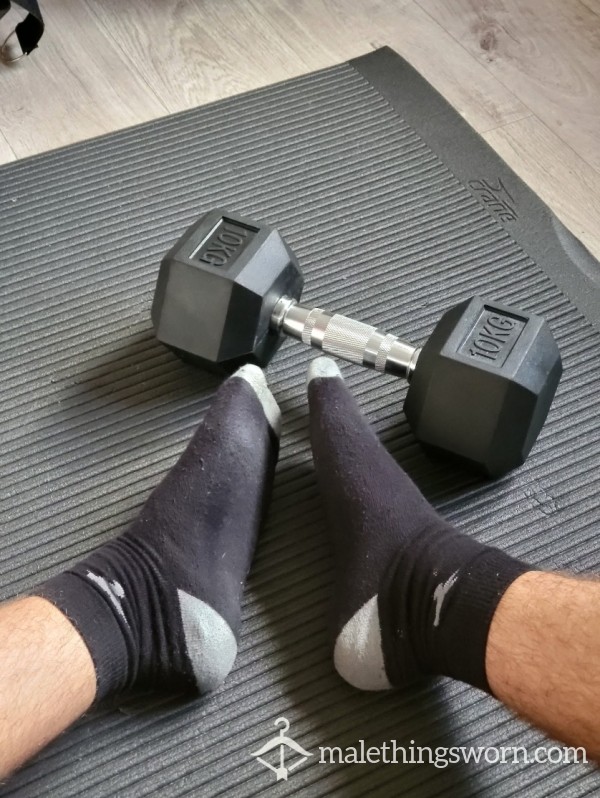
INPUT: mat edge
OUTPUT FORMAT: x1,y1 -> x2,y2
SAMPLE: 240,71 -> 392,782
0,59 -> 354,176
351,47 -> 600,333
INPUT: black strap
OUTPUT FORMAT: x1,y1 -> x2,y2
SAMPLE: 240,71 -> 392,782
1,0 -> 44,57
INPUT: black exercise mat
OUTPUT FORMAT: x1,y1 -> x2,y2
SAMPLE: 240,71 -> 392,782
1,47 -> 599,797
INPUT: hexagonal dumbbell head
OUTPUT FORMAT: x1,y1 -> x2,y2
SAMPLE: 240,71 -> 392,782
404,297 -> 562,476
152,210 -> 304,370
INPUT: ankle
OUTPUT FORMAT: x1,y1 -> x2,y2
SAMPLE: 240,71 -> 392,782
37,570 -> 130,701
379,528 -> 531,692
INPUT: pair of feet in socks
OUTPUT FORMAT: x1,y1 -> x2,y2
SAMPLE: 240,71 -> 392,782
36,358 -> 529,703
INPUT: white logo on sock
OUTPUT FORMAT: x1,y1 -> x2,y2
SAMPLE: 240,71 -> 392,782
432,570 -> 459,627
87,571 -> 128,624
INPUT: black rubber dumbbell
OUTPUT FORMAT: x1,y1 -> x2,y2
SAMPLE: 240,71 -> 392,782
152,209 -> 563,476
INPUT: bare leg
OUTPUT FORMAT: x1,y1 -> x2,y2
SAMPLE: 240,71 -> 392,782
0,597 -> 96,779
0,366 -> 279,780
487,571 -> 600,758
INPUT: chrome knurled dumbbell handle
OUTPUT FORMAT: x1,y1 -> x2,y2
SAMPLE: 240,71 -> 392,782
270,297 -> 421,379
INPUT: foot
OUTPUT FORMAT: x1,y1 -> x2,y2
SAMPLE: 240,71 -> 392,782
306,357 -> 530,694
35,365 -> 280,701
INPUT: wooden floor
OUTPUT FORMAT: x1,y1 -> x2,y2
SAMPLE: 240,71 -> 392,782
1,0 -> 599,258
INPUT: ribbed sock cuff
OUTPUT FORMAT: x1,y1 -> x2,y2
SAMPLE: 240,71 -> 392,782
34,572 -> 129,702
380,527 -> 531,695
431,548 -> 531,692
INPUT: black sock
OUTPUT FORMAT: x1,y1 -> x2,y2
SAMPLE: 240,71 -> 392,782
306,357 -> 531,694
34,365 -> 280,702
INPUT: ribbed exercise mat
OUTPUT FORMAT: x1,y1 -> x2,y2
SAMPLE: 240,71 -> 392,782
1,47 -> 599,797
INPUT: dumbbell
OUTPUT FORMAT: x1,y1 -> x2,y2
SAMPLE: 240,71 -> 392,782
151,209 -> 562,476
